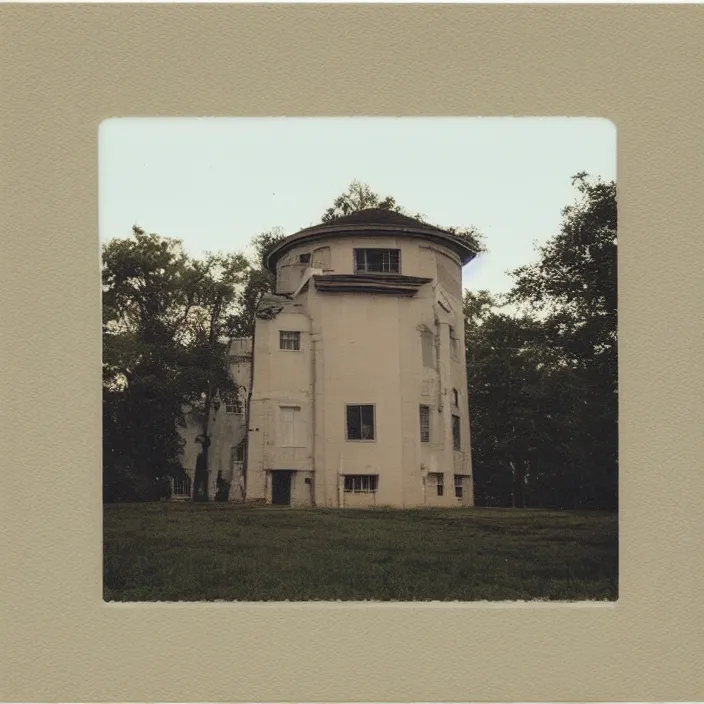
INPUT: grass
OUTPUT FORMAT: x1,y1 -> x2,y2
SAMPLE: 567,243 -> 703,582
103,503 -> 618,602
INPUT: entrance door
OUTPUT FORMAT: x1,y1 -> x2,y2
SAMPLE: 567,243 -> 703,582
271,470 -> 293,506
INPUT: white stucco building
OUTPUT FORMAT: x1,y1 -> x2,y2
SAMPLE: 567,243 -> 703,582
180,208 -> 477,507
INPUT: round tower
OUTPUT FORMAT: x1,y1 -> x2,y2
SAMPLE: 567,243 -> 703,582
246,209 -> 477,508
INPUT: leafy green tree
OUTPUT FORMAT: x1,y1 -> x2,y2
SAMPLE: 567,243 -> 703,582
321,180 -> 403,223
322,180 -> 486,253
508,173 -> 617,509
229,228 -> 286,339
468,174 -> 617,510
102,227 -> 249,502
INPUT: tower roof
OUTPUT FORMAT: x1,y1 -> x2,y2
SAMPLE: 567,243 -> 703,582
265,208 -> 477,273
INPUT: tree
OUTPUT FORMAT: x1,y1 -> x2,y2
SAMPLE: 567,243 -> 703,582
321,180 -> 404,223
322,180 -> 486,253
228,228 -> 286,339
508,173 -> 618,509
467,174 -> 618,510
464,291 -> 556,507
102,226 -> 249,502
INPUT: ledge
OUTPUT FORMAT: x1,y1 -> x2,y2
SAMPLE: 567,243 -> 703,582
313,273 -> 433,296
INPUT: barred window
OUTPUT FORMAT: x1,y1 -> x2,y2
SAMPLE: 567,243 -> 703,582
231,442 -> 246,464
280,330 -> 301,351
353,248 -> 400,274
452,414 -> 461,450
454,474 -> 464,499
346,404 -> 375,441
429,472 -> 444,497
224,392 -> 243,414
419,405 -> 430,443
343,475 -> 378,493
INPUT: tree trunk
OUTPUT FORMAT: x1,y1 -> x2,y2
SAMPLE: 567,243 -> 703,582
192,295 -> 223,502
511,455 -> 526,509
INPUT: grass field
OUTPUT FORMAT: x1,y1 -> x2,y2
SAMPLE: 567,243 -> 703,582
103,503 -> 618,602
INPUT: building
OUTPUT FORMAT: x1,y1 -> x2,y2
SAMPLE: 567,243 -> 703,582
179,208 -> 477,507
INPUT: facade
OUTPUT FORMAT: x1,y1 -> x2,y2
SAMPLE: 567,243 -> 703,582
179,208 -> 476,507
178,338 -> 251,500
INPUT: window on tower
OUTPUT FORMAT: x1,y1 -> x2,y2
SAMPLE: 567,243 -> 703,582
346,404 -> 376,441
452,414 -> 461,450
419,405 -> 431,443
353,248 -> 401,274
280,330 -> 301,351
429,472 -> 444,496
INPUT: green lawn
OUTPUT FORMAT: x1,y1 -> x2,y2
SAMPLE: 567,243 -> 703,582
103,503 -> 618,601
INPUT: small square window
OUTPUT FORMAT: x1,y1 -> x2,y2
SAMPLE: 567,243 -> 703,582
299,253 -> 311,264
280,331 -> 301,351
346,404 -> 375,441
224,392 -> 243,414
429,472 -> 444,496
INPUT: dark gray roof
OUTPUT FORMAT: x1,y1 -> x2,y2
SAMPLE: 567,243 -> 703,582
265,207 -> 477,272
325,208 -> 434,229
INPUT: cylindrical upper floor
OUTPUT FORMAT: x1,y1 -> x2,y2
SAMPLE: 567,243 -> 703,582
265,208 -> 477,299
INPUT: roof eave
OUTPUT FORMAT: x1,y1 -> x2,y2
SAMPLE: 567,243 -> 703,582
265,223 -> 477,273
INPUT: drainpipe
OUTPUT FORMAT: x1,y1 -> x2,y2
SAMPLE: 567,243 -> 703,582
304,280 -> 325,507
308,315 -> 318,508
243,292 -> 264,502
421,464 -> 427,506
310,337 -> 319,507
434,313 -> 444,412
338,453 -> 344,508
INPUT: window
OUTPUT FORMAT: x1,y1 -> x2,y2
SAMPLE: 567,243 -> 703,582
454,475 -> 464,499
279,405 -> 305,447
225,392 -> 243,414
421,330 -> 435,368
452,414 -> 461,450
429,472 -> 444,496
449,325 -> 459,359
452,388 -> 459,407
346,404 -> 375,441
419,405 -> 430,443
231,442 -> 245,464
353,248 -> 400,274
280,330 -> 301,351
299,253 -> 311,264
343,475 -> 379,493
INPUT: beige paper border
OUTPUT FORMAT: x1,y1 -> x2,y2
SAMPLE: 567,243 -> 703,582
1,4 -> 702,702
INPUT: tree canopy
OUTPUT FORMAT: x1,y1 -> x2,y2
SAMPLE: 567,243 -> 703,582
467,174 -> 617,509
102,226 -> 250,501
322,180 -> 486,254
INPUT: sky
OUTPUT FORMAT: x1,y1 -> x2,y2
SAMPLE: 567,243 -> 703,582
99,117 -> 616,295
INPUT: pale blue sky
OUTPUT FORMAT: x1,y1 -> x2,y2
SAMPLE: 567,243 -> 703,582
99,117 -> 616,294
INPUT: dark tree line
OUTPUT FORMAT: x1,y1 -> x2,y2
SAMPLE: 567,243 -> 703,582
467,174 -> 617,509
102,176 -> 617,510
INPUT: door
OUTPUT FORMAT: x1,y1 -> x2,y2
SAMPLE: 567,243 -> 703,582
271,470 -> 293,506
